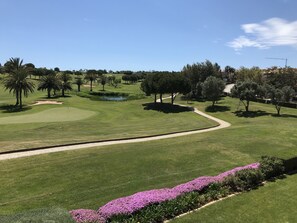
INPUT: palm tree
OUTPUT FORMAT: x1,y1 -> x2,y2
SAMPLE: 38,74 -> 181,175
75,77 -> 83,92
1,58 -> 35,109
59,72 -> 73,97
38,70 -> 61,98
85,72 -> 97,91
100,75 -> 107,91
3,58 -> 24,105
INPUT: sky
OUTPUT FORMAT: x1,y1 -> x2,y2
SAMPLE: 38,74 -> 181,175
1,0 -> 297,71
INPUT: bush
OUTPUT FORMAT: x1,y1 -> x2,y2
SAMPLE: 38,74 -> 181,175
223,169 -> 264,192
260,156 -> 285,180
204,182 -> 231,200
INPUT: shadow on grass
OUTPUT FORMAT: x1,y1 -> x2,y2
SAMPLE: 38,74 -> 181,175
40,95 -> 72,99
266,174 -> 287,183
206,105 -> 231,113
0,105 -> 32,113
271,114 -> 297,119
233,110 -> 270,118
142,103 -> 193,113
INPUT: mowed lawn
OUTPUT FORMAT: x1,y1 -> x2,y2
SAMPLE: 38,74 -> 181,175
0,82 -> 216,152
0,97 -> 296,216
172,174 -> 297,223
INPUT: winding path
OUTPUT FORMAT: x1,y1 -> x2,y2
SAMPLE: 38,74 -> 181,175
0,102 -> 230,161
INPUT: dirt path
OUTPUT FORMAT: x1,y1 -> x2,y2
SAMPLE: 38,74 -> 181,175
0,102 -> 230,161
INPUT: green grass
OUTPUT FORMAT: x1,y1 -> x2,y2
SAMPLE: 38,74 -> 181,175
0,97 -> 296,216
0,82 -> 216,152
0,107 -> 96,124
172,174 -> 297,223
0,87 -> 297,220
0,207 -> 74,223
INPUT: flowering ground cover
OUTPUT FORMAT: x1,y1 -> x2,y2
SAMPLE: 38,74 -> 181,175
70,163 -> 259,223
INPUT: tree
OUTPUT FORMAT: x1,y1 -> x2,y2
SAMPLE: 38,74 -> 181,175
54,67 -> 60,72
113,78 -> 121,88
182,60 -> 221,98
141,73 -> 161,104
163,73 -> 191,104
0,63 -> 4,74
231,80 -> 263,112
141,72 -> 191,104
24,63 -> 35,79
107,75 -> 116,85
38,70 -> 61,98
85,71 -> 97,91
75,77 -> 83,92
224,65 -> 236,83
265,67 -> 297,91
202,76 -> 225,107
58,72 -> 72,97
31,68 -> 45,79
267,85 -> 295,115
122,73 -> 138,84
100,75 -> 107,91
236,67 -> 264,84
1,58 -> 35,109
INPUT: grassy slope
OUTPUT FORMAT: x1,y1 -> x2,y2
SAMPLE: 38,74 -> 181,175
0,97 -> 296,215
0,82 -> 216,152
172,174 -> 297,223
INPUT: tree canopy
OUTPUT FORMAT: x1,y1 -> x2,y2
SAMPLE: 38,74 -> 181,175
141,72 -> 191,104
266,85 -> 295,115
1,58 -> 35,109
231,80 -> 264,112
182,60 -> 221,98
38,70 -> 61,98
202,76 -> 225,107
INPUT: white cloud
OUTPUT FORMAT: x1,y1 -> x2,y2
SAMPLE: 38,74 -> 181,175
228,18 -> 297,51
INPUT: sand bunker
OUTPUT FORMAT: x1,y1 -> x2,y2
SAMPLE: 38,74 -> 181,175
32,100 -> 63,105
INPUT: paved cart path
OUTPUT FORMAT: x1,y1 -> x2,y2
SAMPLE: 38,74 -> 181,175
0,102 -> 230,161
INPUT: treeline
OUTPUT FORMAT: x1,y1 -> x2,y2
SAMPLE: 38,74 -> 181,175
140,61 -> 227,105
0,58 -> 124,109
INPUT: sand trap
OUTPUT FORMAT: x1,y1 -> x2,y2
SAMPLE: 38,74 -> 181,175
32,100 -> 63,105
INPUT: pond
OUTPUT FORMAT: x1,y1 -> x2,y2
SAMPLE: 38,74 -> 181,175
101,96 -> 127,101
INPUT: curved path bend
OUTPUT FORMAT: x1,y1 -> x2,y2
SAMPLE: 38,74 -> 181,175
0,103 -> 230,161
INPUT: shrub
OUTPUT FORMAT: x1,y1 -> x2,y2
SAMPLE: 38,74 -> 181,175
204,182 -> 231,200
223,169 -> 263,192
260,156 -> 285,180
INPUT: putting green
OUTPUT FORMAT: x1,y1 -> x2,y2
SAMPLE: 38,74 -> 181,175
0,107 -> 96,124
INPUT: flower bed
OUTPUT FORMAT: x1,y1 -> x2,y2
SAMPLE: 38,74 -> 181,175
70,163 -> 260,223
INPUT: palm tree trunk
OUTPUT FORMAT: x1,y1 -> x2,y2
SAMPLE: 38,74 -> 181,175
62,88 -> 65,97
15,89 -> 19,105
47,88 -> 51,98
160,94 -> 163,103
78,85 -> 81,92
171,93 -> 174,104
90,81 -> 93,91
19,89 -> 22,109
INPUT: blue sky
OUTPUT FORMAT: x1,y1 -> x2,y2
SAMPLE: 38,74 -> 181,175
1,0 -> 297,71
